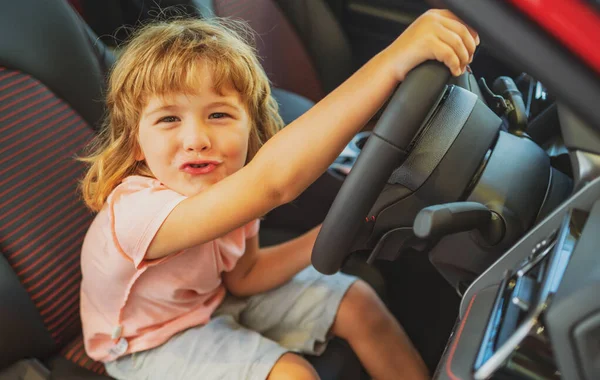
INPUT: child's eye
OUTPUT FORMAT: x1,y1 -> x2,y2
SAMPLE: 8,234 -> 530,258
157,116 -> 179,123
208,112 -> 229,119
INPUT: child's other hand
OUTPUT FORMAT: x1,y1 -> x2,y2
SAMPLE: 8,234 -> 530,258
386,9 -> 480,81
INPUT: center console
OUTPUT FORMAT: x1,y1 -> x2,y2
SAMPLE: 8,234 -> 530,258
435,176 -> 600,380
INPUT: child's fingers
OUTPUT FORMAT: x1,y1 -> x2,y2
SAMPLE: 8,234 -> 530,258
472,30 -> 481,46
436,10 -> 480,46
439,17 -> 477,61
437,28 -> 470,69
432,39 -> 462,76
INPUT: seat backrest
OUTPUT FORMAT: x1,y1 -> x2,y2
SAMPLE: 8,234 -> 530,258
0,0 -> 111,370
208,0 -> 325,101
0,65 -> 96,367
272,0 -> 354,95
195,0 -> 354,101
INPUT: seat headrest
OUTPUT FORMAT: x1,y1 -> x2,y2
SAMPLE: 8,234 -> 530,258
0,0 -> 114,129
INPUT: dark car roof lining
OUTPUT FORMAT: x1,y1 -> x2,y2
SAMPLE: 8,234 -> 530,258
442,0 -> 600,147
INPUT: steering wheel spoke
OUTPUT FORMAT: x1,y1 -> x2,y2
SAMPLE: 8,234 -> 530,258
312,62 -> 452,274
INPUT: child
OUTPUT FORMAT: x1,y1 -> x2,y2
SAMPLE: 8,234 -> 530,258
79,10 -> 478,380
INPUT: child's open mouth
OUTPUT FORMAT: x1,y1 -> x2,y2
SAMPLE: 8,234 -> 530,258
181,161 -> 220,175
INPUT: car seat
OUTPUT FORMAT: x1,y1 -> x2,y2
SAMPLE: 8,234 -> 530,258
0,1 -> 374,379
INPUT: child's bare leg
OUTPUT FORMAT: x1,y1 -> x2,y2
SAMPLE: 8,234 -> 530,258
267,353 -> 320,380
331,280 -> 430,380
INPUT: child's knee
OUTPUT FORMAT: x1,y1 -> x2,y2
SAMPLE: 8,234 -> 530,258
334,280 -> 390,336
267,353 -> 320,380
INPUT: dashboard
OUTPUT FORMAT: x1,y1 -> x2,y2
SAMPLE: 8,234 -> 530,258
433,76 -> 600,380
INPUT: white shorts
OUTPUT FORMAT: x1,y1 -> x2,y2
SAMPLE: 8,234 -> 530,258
105,266 -> 357,380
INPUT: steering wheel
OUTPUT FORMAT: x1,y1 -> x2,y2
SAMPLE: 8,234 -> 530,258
312,61 -> 451,274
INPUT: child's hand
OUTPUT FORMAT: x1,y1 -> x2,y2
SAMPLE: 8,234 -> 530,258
386,9 -> 480,81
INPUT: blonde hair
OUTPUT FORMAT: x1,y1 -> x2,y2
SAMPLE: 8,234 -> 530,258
80,18 -> 284,211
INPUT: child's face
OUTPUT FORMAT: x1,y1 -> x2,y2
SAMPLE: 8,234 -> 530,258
136,65 -> 251,197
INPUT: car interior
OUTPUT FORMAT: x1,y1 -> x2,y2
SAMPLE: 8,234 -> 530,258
1,0 -> 600,379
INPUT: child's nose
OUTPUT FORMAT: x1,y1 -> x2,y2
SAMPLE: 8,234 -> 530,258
183,126 -> 212,152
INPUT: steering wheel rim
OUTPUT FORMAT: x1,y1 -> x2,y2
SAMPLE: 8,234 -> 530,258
311,61 -> 451,274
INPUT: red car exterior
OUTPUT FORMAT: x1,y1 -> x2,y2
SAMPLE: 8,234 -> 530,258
510,0 -> 600,73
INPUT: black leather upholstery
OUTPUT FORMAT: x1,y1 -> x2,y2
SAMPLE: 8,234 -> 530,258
271,87 -> 315,125
192,0 -> 354,99
0,0 -> 111,130
273,0 -> 354,94
0,254 -> 56,369
46,356 -> 113,380
308,339 -> 364,380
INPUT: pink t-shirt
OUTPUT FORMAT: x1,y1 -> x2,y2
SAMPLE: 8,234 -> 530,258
80,175 -> 259,362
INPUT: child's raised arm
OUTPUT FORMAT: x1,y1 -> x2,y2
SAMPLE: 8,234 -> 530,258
146,9 -> 478,260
